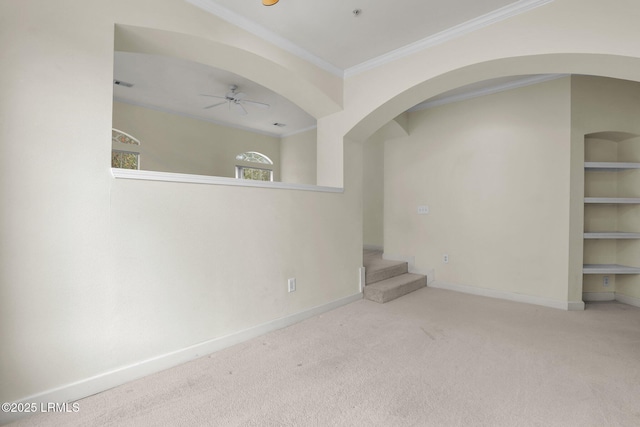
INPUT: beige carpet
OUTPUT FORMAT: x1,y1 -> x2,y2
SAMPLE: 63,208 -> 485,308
12,287 -> 640,426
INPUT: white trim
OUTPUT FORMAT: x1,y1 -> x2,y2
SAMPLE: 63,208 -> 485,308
345,0 -> 555,77
408,74 -> 567,112
112,128 -> 141,146
430,280 -> 585,311
111,169 -> 343,193
185,0 -> 553,79
583,292 -> 616,302
615,293 -> 640,308
1,292 -> 362,426
184,0 -> 343,77
235,151 -> 274,165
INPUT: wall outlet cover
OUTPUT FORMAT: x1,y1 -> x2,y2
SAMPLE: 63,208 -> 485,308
417,205 -> 430,215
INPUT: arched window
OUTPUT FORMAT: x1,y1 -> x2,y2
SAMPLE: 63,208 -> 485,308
111,129 -> 140,170
235,151 -> 273,181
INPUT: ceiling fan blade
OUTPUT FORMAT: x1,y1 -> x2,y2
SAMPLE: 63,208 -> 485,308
242,99 -> 270,109
200,94 -> 226,99
233,101 -> 248,115
203,101 -> 227,109
233,92 -> 246,100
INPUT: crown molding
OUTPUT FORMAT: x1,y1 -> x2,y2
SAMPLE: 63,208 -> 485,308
186,0 -> 553,80
184,0 -> 343,77
408,74 -> 568,112
344,0 -> 555,78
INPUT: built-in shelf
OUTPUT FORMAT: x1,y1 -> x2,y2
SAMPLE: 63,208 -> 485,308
583,133 -> 640,287
583,264 -> 640,274
584,197 -> 640,204
584,232 -> 640,239
585,162 -> 640,171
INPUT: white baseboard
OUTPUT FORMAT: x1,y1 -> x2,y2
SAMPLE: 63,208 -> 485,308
583,292 -> 616,302
581,292 -> 640,308
0,292 -> 362,426
430,280 -> 585,311
615,293 -> 640,308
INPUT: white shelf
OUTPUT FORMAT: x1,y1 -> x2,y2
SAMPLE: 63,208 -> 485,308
583,264 -> 640,274
584,197 -> 640,204
585,162 -> 640,171
584,232 -> 640,239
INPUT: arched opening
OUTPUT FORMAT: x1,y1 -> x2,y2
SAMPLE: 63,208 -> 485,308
112,25 -> 342,187
348,54 -> 640,309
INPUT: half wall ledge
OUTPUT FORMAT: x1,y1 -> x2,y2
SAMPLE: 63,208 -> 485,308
111,169 -> 344,193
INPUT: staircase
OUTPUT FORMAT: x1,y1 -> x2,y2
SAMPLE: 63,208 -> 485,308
363,249 -> 427,303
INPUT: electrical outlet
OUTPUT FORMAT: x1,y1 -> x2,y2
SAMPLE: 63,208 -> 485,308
443,254 -> 449,264
417,205 -> 429,215
288,278 -> 296,293
603,276 -> 610,287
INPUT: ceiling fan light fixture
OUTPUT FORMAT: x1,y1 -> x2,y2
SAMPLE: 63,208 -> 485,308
262,0 -> 279,6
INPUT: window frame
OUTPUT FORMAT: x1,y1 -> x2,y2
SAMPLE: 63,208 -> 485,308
111,149 -> 140,170
235,165 -> 274,182
111,129 -> 141,170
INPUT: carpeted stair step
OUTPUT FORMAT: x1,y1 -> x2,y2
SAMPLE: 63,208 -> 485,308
364,259 -> 408,285
364,273 -> 427,303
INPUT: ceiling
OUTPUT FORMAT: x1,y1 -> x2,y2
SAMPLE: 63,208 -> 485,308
114,0 -> 556,137
186,0 -> 542,73
113,52 -> 316,137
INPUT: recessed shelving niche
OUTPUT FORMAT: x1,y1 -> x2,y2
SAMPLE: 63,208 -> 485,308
583,131 -> 640,291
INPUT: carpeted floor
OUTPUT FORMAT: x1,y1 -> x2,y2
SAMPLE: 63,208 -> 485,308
12,287 -> 640,426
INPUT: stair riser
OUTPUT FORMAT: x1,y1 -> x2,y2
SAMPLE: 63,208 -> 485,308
365,263 -> 408,285
364,276 -> 426,304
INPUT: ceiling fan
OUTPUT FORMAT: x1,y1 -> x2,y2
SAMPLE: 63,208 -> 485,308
200,84 -> 270,115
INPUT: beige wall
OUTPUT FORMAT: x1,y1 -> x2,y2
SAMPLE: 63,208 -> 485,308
5,0 -> 640,414
0,0 -> 359,407
280,128 -> 317,185
363,131 -> 385,248
384,77 -> 572,301
571,76 -> 640,300
113,101 -> 281,179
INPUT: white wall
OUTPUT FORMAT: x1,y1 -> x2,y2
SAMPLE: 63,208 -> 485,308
113,101 -> 281,179
5,0 -> 640,416
280,128 -> 317,185
384,77 -> 572,302
0,0 -> 359,411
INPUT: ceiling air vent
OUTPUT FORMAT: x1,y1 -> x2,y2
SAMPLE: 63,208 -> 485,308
273,123 -> 286,127
113,79 -> 133,88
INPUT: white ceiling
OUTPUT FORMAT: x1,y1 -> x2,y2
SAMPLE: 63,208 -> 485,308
114,1 -> 557,136
186,0 -> 549,74
113,52 -> 316,137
